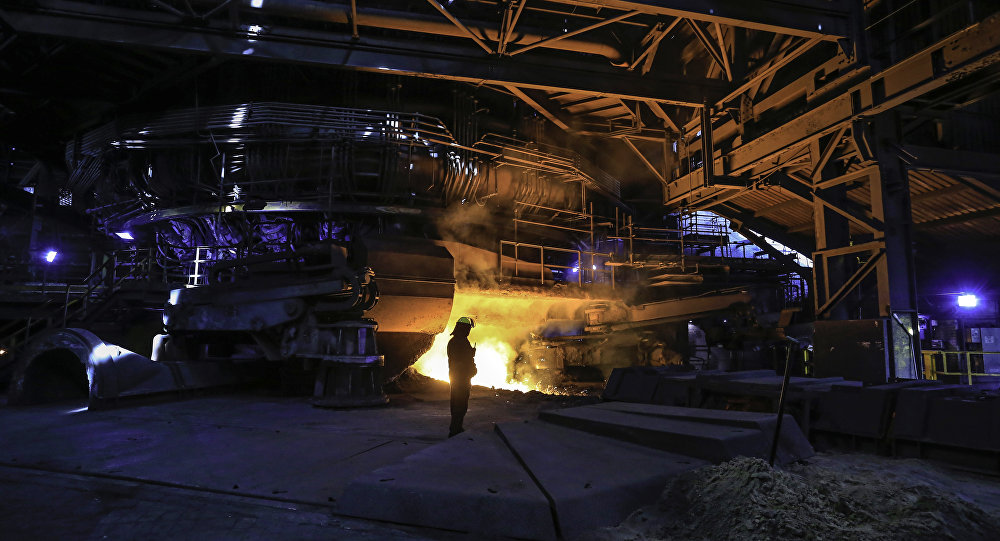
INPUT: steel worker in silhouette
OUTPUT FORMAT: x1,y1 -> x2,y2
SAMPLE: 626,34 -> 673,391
447,316 -> 477,437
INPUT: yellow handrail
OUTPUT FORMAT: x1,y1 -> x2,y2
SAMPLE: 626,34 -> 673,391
498,240 -> 614,287
922,350 -> 1000,385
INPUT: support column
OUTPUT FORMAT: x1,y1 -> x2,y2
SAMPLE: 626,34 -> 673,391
811,131 -> 852,321
871,111 -> 921,379
808,117 -> 921,382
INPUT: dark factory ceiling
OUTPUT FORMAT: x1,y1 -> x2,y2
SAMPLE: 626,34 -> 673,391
2,0 -> 1000,276
0,0 -> 843,140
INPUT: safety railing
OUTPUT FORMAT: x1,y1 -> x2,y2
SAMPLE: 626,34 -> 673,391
922,350 -> 1000,384
498,240 -> 614,287
0,249 -> 155,359
476,134 -> 621,197
85,103 -> 462,155
608,209 -> 684,268
608,209 -> 734,266
680,211 -> 731,258
779,275 -> 809,310
514,201 -> 596,238
110,248 -> 156,284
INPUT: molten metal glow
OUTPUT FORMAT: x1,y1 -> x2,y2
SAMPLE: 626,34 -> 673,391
413,333 -> 527,391
412,290 -> 595,392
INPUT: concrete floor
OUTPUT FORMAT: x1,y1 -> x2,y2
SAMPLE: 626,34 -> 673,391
0,379 -> 598,540
5,376 -> 1000,540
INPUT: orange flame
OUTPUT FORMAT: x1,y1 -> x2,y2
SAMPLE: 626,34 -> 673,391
412,333 -> 528,391
412,290 -> 594,392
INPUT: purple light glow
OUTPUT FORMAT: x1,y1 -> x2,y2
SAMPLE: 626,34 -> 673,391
44,250 -> 58,263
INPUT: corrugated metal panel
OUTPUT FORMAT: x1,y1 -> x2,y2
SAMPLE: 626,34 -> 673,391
749,189 -> 813,230
907,169 -> 1000,244
711,165 -> 1000,246
726,185 -> 812,231
910,171 -> 986,225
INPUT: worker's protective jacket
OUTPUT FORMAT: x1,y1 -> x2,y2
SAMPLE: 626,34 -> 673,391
447,335 -> 477,381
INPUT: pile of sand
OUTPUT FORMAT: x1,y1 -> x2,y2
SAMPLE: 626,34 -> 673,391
584,455 -> 1000,541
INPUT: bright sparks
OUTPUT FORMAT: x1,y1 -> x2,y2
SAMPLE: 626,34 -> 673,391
413,333 -> 526,391
411,290 -> 599,392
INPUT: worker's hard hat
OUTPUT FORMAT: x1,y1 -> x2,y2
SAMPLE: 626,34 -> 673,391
455,316 -> 475,327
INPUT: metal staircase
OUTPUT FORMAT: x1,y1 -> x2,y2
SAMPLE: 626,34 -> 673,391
0,249 -> 157,381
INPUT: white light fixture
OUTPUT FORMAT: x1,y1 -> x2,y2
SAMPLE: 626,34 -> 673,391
958,294 -> 978,308
45,250 -> 58,263
251,0 -> 264,7
115,232 -> 135,240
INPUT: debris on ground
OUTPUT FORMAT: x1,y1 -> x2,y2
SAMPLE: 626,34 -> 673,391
583,455 -> 1000,541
